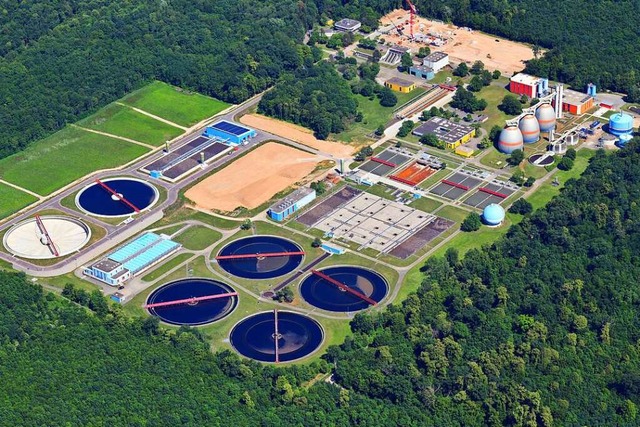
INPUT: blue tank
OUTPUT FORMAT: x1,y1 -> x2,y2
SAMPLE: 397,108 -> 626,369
608,112 -> 633,136
483,203 -> 505,226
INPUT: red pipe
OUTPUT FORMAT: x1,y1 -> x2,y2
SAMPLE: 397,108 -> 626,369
144,292 -> 237,309
34,215 -> 59,257
441,179 -> 469,191
479,187 -> 508,199
95,179 -> 141,213
311,270 -> 377,306
370,157 -> 397,167
389,175 -> 417,186
215,251 -> 305,260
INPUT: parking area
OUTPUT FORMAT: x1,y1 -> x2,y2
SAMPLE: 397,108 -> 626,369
463,180 -> 518,209
430,170 -> 486,200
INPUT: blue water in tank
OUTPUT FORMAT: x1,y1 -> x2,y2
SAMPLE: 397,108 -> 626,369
230,311 -> 323,362
77,178 -> 157,216
217,236 -> 303,279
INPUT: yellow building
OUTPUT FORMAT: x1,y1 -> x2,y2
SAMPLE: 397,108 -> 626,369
455,145 -> 474,158
384,77 -> 416,93
412,117 -> 476,150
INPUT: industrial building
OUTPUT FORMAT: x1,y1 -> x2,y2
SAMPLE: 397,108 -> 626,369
561,89 -> 595,115
85,233 -> 181,286
380,45 -> 410,66
203,121 -> 256,146
412,117 -> 476,149
422,52 -> 449,73
334,18 -> 361,33
385,77 -> 416,93
409,65 -> 434,80
268,187 -> 316,221
509,73 -> 549,98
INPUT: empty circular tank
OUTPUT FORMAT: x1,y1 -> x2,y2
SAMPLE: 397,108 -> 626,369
519,114 -> 540,143
535,104 -> 556,132
498,126 -> 524,154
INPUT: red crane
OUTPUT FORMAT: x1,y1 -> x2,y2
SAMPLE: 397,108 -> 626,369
143,292 -> 238,309
94,179 -> 141,213
215,251 -> 305,261
311,270 -> 377,306
34,215 -> 59,257
406,0 -> 417,40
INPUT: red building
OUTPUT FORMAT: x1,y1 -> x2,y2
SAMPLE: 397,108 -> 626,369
509,73 -> 547,99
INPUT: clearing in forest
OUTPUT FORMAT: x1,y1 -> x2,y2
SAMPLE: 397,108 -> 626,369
121,81 -> 230,127
185,142 -> 320,212
240,114 -> 358,157
0,126 -> 149,196
77,103 -> 183,146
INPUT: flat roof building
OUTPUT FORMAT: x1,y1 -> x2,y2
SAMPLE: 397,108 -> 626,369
268,187 -> 316,221
509,72 -> 549,99
423,52 -> 449,73
203,121 -> 257,146
412,117 -> 476,149
409,65 -> 434,80
561,89 -> 595,115
334,18 -> 362,33
385,77 -> 416,93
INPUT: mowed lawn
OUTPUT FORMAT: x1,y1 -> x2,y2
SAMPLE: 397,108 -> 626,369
0,183 -> 38,219
0,127 -> 149,195
173,226 -> 222,251
477,80 -> 511,131
121,81 -> 230,127
78,103 -> 183,146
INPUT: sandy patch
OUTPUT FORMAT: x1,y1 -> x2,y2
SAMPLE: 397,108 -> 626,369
381,9 -> 537,75
185,142 -> 320,212
240,114 -> 357,157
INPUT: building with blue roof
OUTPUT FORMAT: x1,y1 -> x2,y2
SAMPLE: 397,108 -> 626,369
483,204 -> 505,226
85,233 -> 181,286
203,120 -> 257,146
608,112 -> 634,137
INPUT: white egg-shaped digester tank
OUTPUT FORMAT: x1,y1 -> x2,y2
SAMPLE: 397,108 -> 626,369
498,126 -> 524,154
535,103 -> 556,132
518,114 -> 540,143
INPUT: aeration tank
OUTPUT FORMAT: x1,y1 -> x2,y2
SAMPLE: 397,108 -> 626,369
535,104 -> 556,132
498,126 -> 524,154
518,114 -> 540,143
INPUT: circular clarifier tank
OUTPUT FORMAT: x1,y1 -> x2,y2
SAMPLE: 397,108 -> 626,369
230,311 -> 324,363
299,266 -> 388,312
3,215 -> 91,259
216,236 -> 304,279
528,153 -> 554,166
146,278 -> 238,326
76,177 -> 158,217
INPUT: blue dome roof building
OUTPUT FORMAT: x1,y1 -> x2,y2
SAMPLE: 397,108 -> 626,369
483,204 -> 505,226
608,112 -> 633,136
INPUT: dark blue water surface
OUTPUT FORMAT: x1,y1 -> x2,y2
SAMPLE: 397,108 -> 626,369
217,236 -> 303,279
299,266 -> 388,312
77,178 -> 157,216
230,311 -> 323,363
147,279 -> 238,326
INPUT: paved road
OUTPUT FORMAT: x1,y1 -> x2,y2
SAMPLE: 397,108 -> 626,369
0,94 -> 336,277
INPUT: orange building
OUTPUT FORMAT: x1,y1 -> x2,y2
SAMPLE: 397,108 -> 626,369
561,89 -> 595,115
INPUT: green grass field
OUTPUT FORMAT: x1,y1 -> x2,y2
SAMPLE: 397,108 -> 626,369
0,127 -> 149,195
0,183 -> 38,219
121,81 -> 230,127
334,89 -> 426,142
78,103 -> 183,146
436,205 -> 470,223
173,226 -> 222,251
141,253 -> 193,282
476,81 -> 511,131
409,195 -> 443,212
527,149 -> 595,210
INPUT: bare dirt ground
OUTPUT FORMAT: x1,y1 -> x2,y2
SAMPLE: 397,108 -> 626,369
380,9 -> 536,75
185,142 -> 320,212
240,114 -> 357,157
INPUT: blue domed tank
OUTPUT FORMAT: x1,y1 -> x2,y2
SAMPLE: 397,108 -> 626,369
498,126 -> 524,154
518,114 -> 540,143
535,104 -> 556,132
618,133 -> 633,147
608,112 -> 633,136
483,203 -> 505,226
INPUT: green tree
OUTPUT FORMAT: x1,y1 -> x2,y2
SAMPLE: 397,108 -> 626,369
417,46 -> 431,58
470,60 -> 484,75
507,149 -> 524,166
396,120 -> 415,137
375,124 -> 385,136
508,198 -> 533,215
400,52 -> 413,71
468,76 -> 484,92
453,62 -> 469,77
489,125 -> 503,143
558,157 -> 575,170
311,237 -> 322,248
492,70 -> 501,79
275,287 -> 294,303
499,95 -> 523,115
565,147 -> 577,160
379,87 -> 398,107
420,133 -> 444,149
461,212 -> 482,231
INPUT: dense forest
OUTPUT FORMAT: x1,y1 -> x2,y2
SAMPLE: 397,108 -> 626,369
258,61 -> 358,139
4,141 -> 640,425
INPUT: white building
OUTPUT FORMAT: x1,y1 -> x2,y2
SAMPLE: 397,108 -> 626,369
423,52 -> 449,73
334,18 -> 362,33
